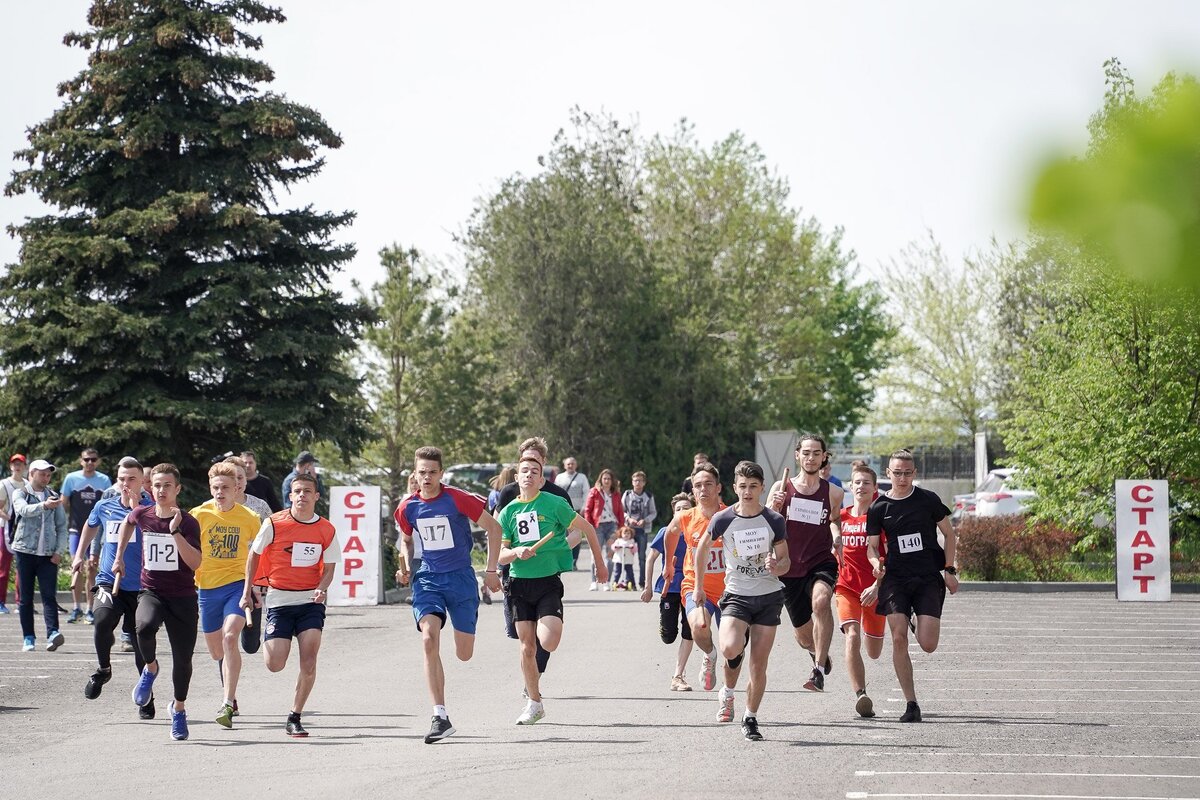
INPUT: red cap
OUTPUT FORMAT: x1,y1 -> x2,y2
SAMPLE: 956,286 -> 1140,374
9,454 -> 26,463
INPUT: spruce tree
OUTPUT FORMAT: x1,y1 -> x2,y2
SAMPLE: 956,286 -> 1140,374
1,0 -> 367,491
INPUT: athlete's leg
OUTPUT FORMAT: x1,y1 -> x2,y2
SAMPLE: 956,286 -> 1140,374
220,614 -> 246,704
135,591 -> 166,672
865,635 -> 884,660
264,636 -> 292,672
915,616 -> 941,653
92,591 -> 122,670
718,615 -> 749,663
419,615 -> 447,706
843,622 -> 866,693
291,628 -> 322,714
687,606 -> 715,655
536,615 -> 563,652
453,629 -> 474,661
745,624 -> 778,716
515,620 -> 543,702
85,562 -> 98,612
119,594 -> 145,671
810,579 -> 834,671
887,612 -> 916,702
163,597 -> 198,710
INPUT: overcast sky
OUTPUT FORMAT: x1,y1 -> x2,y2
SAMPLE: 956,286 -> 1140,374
3,1 -> 1198,296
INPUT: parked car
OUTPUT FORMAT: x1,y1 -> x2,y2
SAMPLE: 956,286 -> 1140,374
443,463 -> 502,498
971,468 -> 1036,517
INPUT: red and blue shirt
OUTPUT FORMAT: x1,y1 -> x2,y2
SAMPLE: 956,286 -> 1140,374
394,485 -> 485,573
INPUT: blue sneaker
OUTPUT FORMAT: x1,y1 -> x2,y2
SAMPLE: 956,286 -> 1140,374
170,706 -> 189,740
66,608 -> 82,624
132,666 -> 157,707
22,636 -> 35,652
46,630 -> 65,651
0,602 -> 10,614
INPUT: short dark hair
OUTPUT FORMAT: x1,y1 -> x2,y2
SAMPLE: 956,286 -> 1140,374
733,460 -> 764,483
81,448 -> 99,458
797,434 -> 827,452
671,492 -> 693,507
414,446 -> 443,467
240,450 -> 257,459
116,456 -> 143,471
690,462 -> 719,482
517,437 -> 548,461
290,473 -> 319,491
889,448 -> 915,465
851,462 -> 878,482
150,463 -> 181,484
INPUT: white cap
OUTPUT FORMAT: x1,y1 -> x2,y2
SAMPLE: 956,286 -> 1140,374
28,459 -> 55,472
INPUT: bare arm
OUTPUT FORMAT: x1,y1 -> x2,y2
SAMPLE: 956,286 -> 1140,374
640,548 -> 661,602
691,531 -> 712,604
768,539 -> 791,576
569,515 -> 607,584
660,512 -> 684,586
170,511 -> 202,570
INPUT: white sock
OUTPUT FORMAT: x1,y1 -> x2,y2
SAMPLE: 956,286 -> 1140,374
719,685 -> 734,701
744,709 -> 757,720
434,704 -> 447,720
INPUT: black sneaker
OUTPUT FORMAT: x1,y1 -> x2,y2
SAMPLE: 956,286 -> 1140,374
286,715 -> 309,738
139,695 -> 156,720
899,701 -> 922,723
84,667 -> 111,700
808,650 -> 833,676
803,667 -> 824,692
424,715 -> 456,743
741,716 -> 763,741
855,689 -> 875,718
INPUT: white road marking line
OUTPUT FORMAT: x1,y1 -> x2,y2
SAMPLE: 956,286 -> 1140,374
846,792 -> 1200,799
861,752 -> 1200,760
919,678 -> 1200,683
855,771 -> 1199,779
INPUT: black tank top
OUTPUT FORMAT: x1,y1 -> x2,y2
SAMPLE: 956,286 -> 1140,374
781,477 -> 834,577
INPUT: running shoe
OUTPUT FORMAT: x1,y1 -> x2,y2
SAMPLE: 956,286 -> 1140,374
424,715 -> 456,743
699,652 -> 716,691
855,688 -> 875,718
216,702 -> 235,729
139,695 -> 156,720
0,602 -> 10,614
809,650 -> 833,676
46,630 -> 65,651
899,701 -> 922,723
170,707 -> 189,740
84,610 -> 95,625
286,715 -> 309,737
741,716 -> 763,741
601,583 -> 611,591
120,634 -> 134,653
132,665 -> 157,707
84,667 -> 111,700
588,582 -> 597,592
66,608 -> 82,624
670,675 -> 692,692
717,692 -> 735,723
515,700 -> 545,725
803,667 -> 825,692
231,698 -> 239,717
22,636 -> 35,652
481,588 -> 493,606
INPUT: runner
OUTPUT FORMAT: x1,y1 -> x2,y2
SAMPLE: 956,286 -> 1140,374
691,461 -> 789,740
866,449 -> 959,723
836,462 -> 887,718
192,462 -> 262,728
767,434 -> 844,692
219,454 -> 270,655
61,448 -> 112,624
497,456 -> 606,725
112,463 -> 202,740
640,493 -> 696,691
240,473 -> 338,737
394,446 -> 503,743
72,457 -> 153,716
661,463 -> 739,719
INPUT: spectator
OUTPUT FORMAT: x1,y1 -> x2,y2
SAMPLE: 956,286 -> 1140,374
554,457 -> 590,568
681,452 -> 711,495
0,454 -> 28,614
11,459 -> 69,652
820,462 -> 843,489
622,471 -> 657,590
281,451 -> 325,509
487,466 -> 516,514
584,469 -> 625,591
61,448 -> 112,624
609,525 -> 638,590
241,450 -> 283,513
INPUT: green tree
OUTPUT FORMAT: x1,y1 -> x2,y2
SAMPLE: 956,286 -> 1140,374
1,0 -> 367,494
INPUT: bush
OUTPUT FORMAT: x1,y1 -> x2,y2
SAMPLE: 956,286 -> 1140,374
957,515 -> 1079,581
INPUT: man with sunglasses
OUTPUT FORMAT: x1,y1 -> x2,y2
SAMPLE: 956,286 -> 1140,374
866,449 -> 959,723
61,449 -> 112,624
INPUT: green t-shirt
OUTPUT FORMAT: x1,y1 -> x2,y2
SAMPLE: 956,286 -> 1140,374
498,491 -> 577,579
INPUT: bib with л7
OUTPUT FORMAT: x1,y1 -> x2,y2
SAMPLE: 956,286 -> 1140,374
416,515 -> 452,552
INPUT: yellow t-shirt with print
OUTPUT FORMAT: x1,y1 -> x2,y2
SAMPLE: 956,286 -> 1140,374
191,501 -> 263,590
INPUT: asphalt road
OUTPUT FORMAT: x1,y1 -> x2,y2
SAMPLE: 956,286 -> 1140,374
2,573 -> 1198,799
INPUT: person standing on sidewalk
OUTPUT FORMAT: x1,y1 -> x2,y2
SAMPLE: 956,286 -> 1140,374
622,471 -> 656,589
0,454 -> 29,614
11,459 -> 69,652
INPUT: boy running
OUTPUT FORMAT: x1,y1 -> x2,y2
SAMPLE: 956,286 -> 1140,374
691,461 -> 789,740
112,463 -> 203,741
836,462 -> 887,718
192,462 -> 262,728
497,457 -> 605,725
640,493 -> 696,692
394,446 -> 503,743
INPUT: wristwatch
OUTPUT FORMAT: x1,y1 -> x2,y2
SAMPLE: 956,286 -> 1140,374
943,565 -> 958,575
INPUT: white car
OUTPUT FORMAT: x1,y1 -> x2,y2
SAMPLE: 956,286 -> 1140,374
972,468 -> 1036,517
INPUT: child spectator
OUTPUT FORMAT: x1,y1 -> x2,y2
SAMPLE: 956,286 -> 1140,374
610,526 -> 638,590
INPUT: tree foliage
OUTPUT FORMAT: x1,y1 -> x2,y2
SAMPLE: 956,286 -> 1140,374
0,0 -> 366,495
461,112 -> 890,485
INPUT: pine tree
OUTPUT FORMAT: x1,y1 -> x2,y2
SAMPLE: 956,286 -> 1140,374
1,0 -> 368,491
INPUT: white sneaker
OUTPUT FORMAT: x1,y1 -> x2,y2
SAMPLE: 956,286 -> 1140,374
588,582 -> 598,591
601,583 -> 611,592
717,691 -> 735,723
699,652 -> 716,691
516,700 -> 545,725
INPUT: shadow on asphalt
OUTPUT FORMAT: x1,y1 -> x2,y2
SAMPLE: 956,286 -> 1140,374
0,706 -> 36,713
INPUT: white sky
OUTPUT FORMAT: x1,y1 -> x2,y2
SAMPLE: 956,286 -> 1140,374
3,1 -> 1199,296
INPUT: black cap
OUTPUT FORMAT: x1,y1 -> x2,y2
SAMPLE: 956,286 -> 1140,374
295,450 -> 318,465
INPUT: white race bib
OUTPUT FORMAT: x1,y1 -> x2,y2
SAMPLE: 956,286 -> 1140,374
416,516 -> 453,552
291,542 -> 322,567
143,532 -> 178,571
733,526 -> 771,558
105,519 -> 135,544
515,510 -> 541,544
897,532 -> 923,554
705,548 -> 725,572
788,496 -> 826,526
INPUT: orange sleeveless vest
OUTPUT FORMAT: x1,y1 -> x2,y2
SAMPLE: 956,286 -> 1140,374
254,511 -> 337,591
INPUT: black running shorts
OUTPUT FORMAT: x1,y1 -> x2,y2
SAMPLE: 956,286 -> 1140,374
780,559 -> 838,628
719,590 -> 784,627
877,573 -> 946,619
508,575 -> 564,623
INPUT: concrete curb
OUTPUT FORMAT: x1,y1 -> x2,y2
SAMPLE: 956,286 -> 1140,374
959,581 -> 1199,594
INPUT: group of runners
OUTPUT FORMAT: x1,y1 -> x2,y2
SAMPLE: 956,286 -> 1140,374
13,432 -> 955,744
395,434 -> 958,744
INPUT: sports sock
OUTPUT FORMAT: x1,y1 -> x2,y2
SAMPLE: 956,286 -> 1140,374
743,709 -> 757,720
434,705 -> 448,720
719,685 -> 734,701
